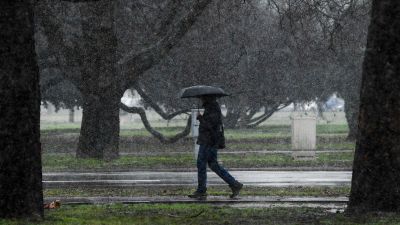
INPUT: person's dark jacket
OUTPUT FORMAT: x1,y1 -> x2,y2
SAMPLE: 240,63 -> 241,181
196,100 -> 224,148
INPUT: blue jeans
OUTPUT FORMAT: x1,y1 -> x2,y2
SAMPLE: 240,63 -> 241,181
196,145 -> 237,193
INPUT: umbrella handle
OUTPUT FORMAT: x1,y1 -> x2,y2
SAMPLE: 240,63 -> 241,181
197,102 -> 200,114
197,100 -> 201,116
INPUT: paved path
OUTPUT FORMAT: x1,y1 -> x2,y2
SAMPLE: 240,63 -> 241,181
120,150 -> 353,156
47,150 -> 353,157
44,196 -> 349,204
43,171 -> 352,188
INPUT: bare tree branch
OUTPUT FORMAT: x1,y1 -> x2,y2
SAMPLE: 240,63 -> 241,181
154,0 -> 180,37
120,103 -> 191,144
133,83 -> 190,120
35,1 -> 83,89
118,0 -> 213,84
246,102 -> 291,128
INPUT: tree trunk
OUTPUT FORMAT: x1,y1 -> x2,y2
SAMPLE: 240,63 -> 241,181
69,108 -> 75,123
0,1 -> 43,218
76,1 -> 122,160
237,109 -> 254,129
343,91 -> 360,141
77,92 -> 120,159
348,0 -> 400,213
224,108 -> 240,129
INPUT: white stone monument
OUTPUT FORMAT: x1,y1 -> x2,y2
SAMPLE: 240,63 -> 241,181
191,109 -> 204,161
291,114 -> 317,160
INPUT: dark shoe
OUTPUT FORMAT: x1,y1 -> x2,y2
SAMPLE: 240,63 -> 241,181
188,191 -> 207,200
230,182 -> 243,198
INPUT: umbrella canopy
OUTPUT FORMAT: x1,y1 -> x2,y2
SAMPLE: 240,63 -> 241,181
180,85 -> 229,98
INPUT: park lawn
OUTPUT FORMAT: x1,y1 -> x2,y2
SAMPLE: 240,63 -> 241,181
316,124 -> 349,134
42,152 -> 354,171
40,124 -> 354,154
41,135 -> 354,154
41,124 -> 349,139
41,124 -> 355,156
40,123 -> 81,131
42,138 -> 354,154
225,124 -> 349,139
2,203 -> 400,225
44,186 -> 351,198
228,142 -> 354,151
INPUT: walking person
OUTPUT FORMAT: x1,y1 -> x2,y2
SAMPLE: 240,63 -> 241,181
188,95 -> 243,200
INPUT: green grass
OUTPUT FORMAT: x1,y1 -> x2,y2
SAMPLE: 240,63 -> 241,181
42,138 -> 354,154
317,142 -> 355,150
227,142 -> 354,151
40,123 -> 81,131
227,142 -> 291,150
44,186 -> 350,198
3,203 -> 400,225
317,124 -> 349,134
221,152 -> 353,168
120,127 -> 190,137
42,154 -> 193,171
42,152 -> 354,171
41,124 -> 350,138
117,124 -> 349,138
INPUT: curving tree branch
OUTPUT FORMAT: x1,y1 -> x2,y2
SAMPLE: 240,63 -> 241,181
246,102 -> 291,128
120,103 -> 191,144
133,83 -> 190,120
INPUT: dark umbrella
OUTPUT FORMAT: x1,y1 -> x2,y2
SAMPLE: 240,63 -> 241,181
180,85 -> 229,98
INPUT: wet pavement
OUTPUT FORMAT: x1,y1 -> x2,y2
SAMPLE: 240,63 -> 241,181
46,150 -> 353,157
43,171 -> 351,188
230,202 -> 347,212
45,196 -> 348,204
119,149 -> 353,156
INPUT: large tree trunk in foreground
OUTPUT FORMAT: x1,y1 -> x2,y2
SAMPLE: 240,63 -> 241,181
0,1 -> 43,218
348,0 -> 400,213
76,1 -> 122,159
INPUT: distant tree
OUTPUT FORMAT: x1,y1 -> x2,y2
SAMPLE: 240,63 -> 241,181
74,1 -> 122,159
140,1 -> 293,129
34,25 -> 82,111
269,0 -> 370,139
348,0 -> 400,212
0,1 -> 43,219
35,0 -> 213,159
140,0 -> 369,130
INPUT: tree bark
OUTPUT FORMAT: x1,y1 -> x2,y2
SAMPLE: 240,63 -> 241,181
0,1 -> 43,218
348,0 -> 400,213
76,0 -> 122,159
343,91 -> 359,141
77,92 -> 120,159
